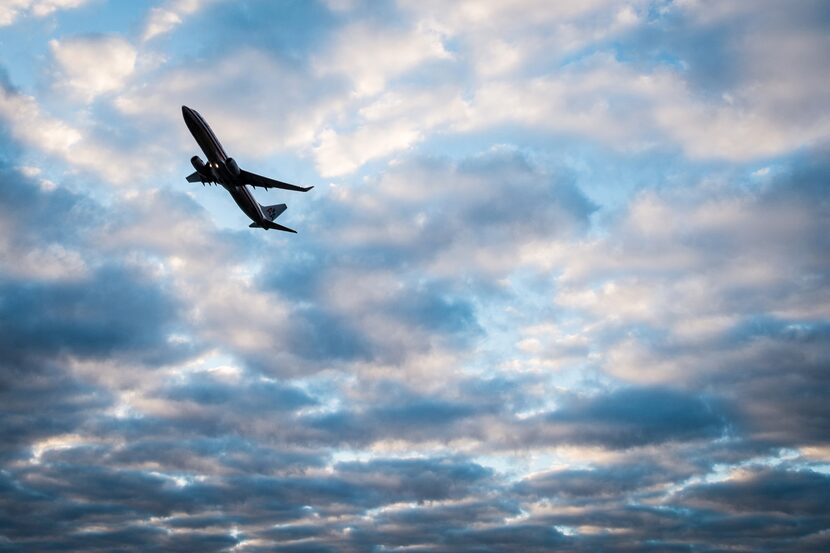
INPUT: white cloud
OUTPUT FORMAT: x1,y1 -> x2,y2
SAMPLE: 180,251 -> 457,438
321,0 -> 359,12
400,0 -> 624,31
306,1 -> 648,175
311,0 -> 830,175
316,50 -> 820,177
306,1 -> 830,177
313,87 -> 469,177
456,53 -> 830,161
116,48 -> 346,159
653,0 -> 830,158
0,85 -> 146,183
113,0 -> 830,182
314,22 -> 451,96
541,178 -> 830,384
0,86 -> 81,152
49,35 -> 137,102
0,0 -> 88,26
1,241 -> 89,281
401,0 -> 644,77
142,0 -> 208,42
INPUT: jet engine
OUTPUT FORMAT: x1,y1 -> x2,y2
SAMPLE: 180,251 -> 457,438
191,155 -> 207,174
226,157 -> 241,177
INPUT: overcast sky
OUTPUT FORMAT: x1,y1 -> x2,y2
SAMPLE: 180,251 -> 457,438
1,1 -> 829,551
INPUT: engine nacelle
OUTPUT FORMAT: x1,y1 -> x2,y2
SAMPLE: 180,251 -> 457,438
191,155 -> 207,174
226,157 -> 240,177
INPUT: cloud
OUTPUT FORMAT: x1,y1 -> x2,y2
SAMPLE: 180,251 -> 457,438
539,387 -> 728,449
0,0 -> 88,26
0,145 -> 199,461
115,48 -> 346,158
400,0 -> 643,76
528,151 -> 830,451
314,21 -> 452,97
514,461 -> 684,500
316,0 -> 830,174
0,81 -> 149,183
0,369 -> 109,462
303,396 -> 488,448
2,3 -> 830,552
49,35 -> 137,102
624,0 -> 830,158
0,162 -> 195,366
232,150 -> 593,377
318,44 -> 829,176
313,86 -> 469,177
316,150 -> 594,275
0,165 -> 94,281
680,467 -> 830,517
142,0 -> 209,42
0,264 -> 194,367
458,54 -> 830,161
102,0 -> 830,186
0,83 -> 81,152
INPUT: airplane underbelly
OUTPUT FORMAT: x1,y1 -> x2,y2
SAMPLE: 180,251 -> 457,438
196,129 -> 226,162
226,186 -> 260,222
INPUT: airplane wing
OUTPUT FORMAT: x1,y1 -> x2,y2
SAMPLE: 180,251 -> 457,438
239,169 -> 313,192
186,171 -> 204,183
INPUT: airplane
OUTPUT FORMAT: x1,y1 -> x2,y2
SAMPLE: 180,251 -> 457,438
182,105 -> 312,233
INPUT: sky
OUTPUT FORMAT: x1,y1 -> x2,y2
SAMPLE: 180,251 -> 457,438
0,0 -> 829,551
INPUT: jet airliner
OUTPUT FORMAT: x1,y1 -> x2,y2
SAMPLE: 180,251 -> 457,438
182,105 -> 312,233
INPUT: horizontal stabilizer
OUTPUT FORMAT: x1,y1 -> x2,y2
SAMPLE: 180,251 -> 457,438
249,220 -> 297,233
186,171 -> 204,183
261,203 -> 287,222
239,169 -> 313,192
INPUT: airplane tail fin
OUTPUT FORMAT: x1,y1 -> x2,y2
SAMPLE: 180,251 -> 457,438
250,203 -> 295,232
260,203 -> 287,222
249,220 -> 297,233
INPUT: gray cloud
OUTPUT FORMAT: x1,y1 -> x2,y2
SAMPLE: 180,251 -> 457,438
681,467 -> 830,518
541,387 -> 729,448
246,150 -> 593,373
0,366 -> 109,462
514,461 -> 689,500
0,264 -> 192,365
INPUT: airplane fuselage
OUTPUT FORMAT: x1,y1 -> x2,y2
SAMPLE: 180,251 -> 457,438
182,106 -> 267,224
182,105 -> 228,164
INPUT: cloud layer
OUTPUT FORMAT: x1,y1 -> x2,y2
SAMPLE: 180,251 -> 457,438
1,1 -> 829,551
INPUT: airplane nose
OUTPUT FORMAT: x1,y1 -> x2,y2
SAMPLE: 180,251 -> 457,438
182,106 -> 198,125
